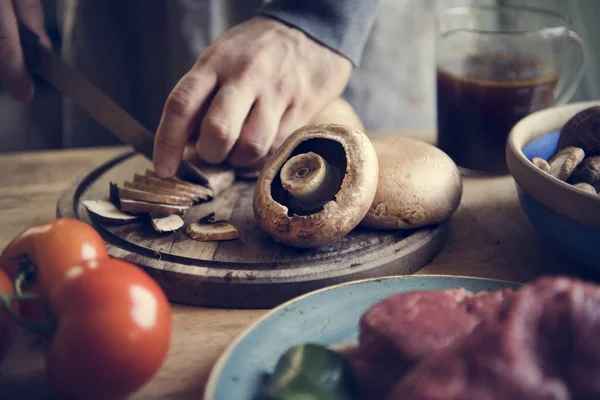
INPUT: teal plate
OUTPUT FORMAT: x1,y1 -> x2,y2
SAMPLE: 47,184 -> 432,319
204,275 -> 520,400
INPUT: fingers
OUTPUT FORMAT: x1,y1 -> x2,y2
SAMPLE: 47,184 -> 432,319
195,83 -> 256,164
238,105 -> 309,171
14,0 -> 51,48
226,94 -> 285,167
0,0 -> 33,102
274,105 -> 310,149
153,69 -> 217,177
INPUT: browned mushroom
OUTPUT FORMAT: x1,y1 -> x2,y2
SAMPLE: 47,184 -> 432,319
359,136 -> 463,230
557,105 -> 600,156
252,123 -> 378,248
569,156 -> 600,190
548,146 -> 585,182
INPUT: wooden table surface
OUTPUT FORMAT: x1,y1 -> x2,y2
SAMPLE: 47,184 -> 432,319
0,142 -> 597,399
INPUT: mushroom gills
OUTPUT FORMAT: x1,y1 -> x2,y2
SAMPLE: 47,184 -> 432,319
272,138 -> 347,216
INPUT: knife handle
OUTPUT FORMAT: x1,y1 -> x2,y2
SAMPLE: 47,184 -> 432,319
17,22 -> 156,160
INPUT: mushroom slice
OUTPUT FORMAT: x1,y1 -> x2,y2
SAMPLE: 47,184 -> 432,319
151,214 -> 185,232
531,157 -> 551,173
119,199 -> 189,215
116,185 -> 193,206
123,181 -> 198,202
133,174 -> 212,201
359,136 -> 462,230
145,169 -> 213,196
252,123 -> 379,248
180,152 -> 237,196
185,214 -> 239,241
573,182 -> 597,195
81,200 -> 139,224
548,146 -> 585,181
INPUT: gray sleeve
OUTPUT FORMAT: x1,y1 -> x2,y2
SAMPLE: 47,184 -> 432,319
257,0 -> 382,66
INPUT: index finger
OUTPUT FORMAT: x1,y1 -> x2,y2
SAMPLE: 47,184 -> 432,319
153,69 -> 217,178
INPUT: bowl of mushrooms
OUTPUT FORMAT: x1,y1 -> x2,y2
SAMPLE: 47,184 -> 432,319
506,100 -> 600,271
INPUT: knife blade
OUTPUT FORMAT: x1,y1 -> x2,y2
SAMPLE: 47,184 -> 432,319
18,22 -> 208,186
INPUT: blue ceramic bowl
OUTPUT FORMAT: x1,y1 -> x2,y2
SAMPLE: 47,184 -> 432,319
506,101 -> 600,271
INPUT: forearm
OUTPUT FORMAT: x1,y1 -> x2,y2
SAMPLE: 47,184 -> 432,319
257,0 -> 382,66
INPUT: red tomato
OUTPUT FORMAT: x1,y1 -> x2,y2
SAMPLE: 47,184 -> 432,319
0,218 -> 108,319
44,258 -> 172,400
0,269 -> 18,365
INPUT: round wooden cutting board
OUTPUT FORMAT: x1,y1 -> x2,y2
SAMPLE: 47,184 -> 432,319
57,151 -> 448,309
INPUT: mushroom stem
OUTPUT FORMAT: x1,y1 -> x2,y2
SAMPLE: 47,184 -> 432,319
279,152 -> 341,210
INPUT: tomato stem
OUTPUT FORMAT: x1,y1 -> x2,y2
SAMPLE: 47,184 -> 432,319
0,291 -> 55,339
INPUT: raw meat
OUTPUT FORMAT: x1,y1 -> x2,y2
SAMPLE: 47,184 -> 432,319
388,276 -> 600,400
349,287 -> 513,399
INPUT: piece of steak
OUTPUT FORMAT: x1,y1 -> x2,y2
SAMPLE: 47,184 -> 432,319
349,287 -> 513,399
388,276 -> 600,400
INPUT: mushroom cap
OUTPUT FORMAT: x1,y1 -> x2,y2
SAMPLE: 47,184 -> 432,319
557,105 -> 600,156
253,123 -> 379,248
360,136 -> 462,230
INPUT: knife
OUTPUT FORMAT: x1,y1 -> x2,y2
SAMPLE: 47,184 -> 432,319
18,22 -> 208,186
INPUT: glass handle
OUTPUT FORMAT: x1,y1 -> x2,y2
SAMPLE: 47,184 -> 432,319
554,30 -> 587,105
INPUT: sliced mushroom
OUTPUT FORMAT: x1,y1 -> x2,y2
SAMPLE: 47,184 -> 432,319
115,185 -> 193,206
123,181 -> 198,202
310,97 -> 365,132
181,152 -> 237,196
119,199 -> 189,215
253,123 -> 379,248
133,174 -> 212,201
548,146 -> 585,181
531,157 -> 551,173
81,200 -> 139,224
360,136 -> 463,230
185,214 -> 239,241
573,182 -> 597,195
145,169 -> 213,197
151,214 -> 185,232
569,156 -> 600,188
558,105 -> 600,156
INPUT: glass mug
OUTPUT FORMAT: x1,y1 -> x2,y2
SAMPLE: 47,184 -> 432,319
435,5 -> 587,175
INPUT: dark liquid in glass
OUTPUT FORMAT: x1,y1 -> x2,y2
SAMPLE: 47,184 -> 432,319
436,53 -> 558,174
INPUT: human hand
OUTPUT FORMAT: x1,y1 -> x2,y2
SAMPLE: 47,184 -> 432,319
153,16 -> 352,177
0,0 -> 51,102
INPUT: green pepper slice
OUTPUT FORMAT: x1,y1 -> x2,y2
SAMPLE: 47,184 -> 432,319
256,343 -> 359,400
